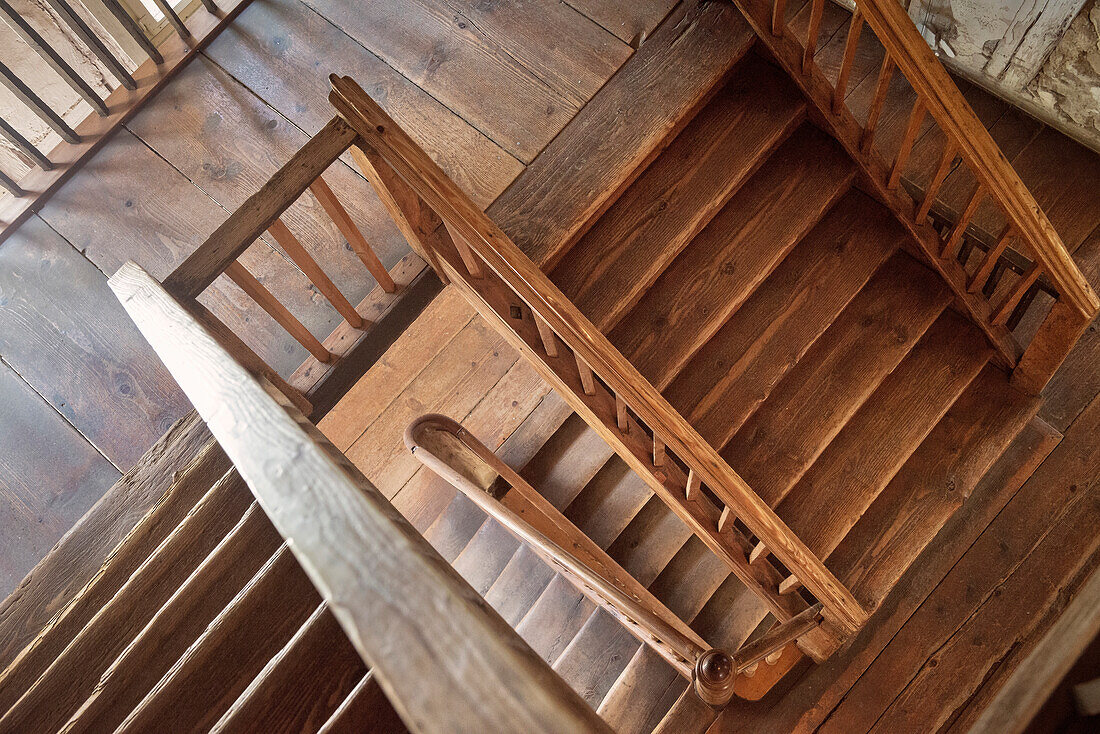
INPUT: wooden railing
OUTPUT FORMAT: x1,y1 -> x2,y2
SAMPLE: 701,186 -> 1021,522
108,261 -> 612,734
0,0 -> 253,240
327,74 -> 869,659
734,0 -> 1100,394
406,413 -> 825,707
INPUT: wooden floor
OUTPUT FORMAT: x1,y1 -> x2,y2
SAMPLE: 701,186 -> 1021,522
1,0 -> 1099,730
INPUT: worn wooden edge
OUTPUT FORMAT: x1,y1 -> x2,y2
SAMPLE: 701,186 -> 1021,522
0,411 -> 212,669
0,0 -> 255,241
109,261 -> 612,733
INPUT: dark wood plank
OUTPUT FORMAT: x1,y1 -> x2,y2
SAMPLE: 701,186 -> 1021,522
515,574 -> 596,665
127,56 -> 409,302
38,129 -> 338,377
664,191 -> 902,450
484,545 -> 556,626
832,365 -> 1040,607
563,0 -> 677,43
0,412 -> 207,670
564,457 -> 651,550
550,58 -> 807,332
722,253 -> 951,506
0,215 -> 190,469
597,646 -> 682,734
213,604 -> 367,734
204,0 -> 523,209
519,414 -> 613,510
0,363 -> 119,600
610,123 -> 853,388
302,0 -> 629,162
451,519 -> 521,596
551,608 -> 639,708
61,502 -> 284,733
648,536 -> 731,623
607,497 -> 691,587
777,311 -> 991,559
318,672 -> 408,733
489,0 -> 755,269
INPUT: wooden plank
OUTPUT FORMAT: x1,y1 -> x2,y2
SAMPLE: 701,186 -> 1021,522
61,502 -> 283,733
211,604 -> 367,734
552,610 -> 640,708
610,124 -> 853,388
205,0 -> 522,209
484,546 -> 557,626
563,0 -> 677,43
0,363 -> 119,601
665,191 -> 902,450
0,215 -> 190,468
550,58 -> 807,332
608,498 -> 692,587
38,129 -> 338,377
302,0 -> 629,163
164,116 -> 357,300
722,253 -> 950,506
565,457 -> 651,549
598,647 -> 683,733
649,536 -> 732,622
125,56 -> 410,303
515,575 -> 596,666
487,0 -> 755,269
0,469 -> 253,731
0,0 -> 254,240
317,672 -> 408,734
777,311 -> 991,559
0,412 -> 208,670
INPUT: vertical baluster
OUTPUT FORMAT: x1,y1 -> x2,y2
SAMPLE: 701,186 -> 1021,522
0,62 -> 79,143
1007,283 -> 1041,331
0,0 -> 110,114
0,117 -> 53,170
653,433 -> 665,467
718,506 -> 733,535
983,260 -> 1010,299
685,469 -> 700,501
749,542 -> 768,564
992,263 -> 1042,325
969,226 -> 1014,294
833,10 -> 864,113
443,222 -> 484,278
42,0 -> 136,90
615,395 -> 629,433
860,56 -> 894,153
198,0 -> 218,11
100,0 -> 163,65
350,145 -> 448,286
533,313 -> 558,357
224,261 -> 334,363
575,354 -> 596,396
941,184 -> 984,259
772,0 -> 788,35
267,218 -> 363,328
803,0 -> 825,73
310,176 -> 397,293
0,168 -> 25,197
778,576 -> 802,595
916,142 -> 956,222
888,100 -> 925,190
150,0 -> 191,39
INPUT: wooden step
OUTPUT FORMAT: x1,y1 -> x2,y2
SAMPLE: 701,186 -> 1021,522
0,469 -> 252,733
211,603 -> 366,734
722,252 -> 953,507
514,574 -> 596,665
778,310 -> 992,559
606,496 -> 693,587
59,503 -> 280,731
564,457 -> 652,550
483,545 -> 556,626
692,573 -> 775,651
451,519 -> 521,596
664,190 -> 905,449
611,123 -> 855,388
597,646 -> 686,734
0,429 -> 228,712
831,365 -> 1041,608
317,672 -> 407,734
648,536 -> 732,623
551,609 -> 640,709
116,546 -> 320,732
550,55 -> 807,332
652,687 -> 719,734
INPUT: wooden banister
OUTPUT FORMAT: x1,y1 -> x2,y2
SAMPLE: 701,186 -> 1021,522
854,0 -> 1099,321
329,75 -> 868,637
109,262 -> 611,734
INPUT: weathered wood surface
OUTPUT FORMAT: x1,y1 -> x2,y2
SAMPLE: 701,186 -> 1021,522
110,262 -> 611,733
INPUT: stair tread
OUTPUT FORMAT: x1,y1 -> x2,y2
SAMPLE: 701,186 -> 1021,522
692,573 -> 772,651
597,646 -> 684,734
648,536 -> 732,623
520,414 -> 614,509
61,504 -> 282,733
607,496 -> 693,587
723,252 -> 952,507
551,609 -> 640,709
777,310 -> 992,559
483,545 -> 556,627
832,365 -> 1041,607
564,456 -> 651,550
652,687 -> 718,734
664,190 -> 905,450
422,492 -> 487,563
550,56 -> 807,332
211,603 -> 365,734
611,123 -> 855,388
514,575 -> 595,665
451,519 -> 521,596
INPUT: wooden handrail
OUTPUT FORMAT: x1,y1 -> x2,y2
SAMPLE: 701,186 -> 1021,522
405,414 -> 824,708
329,75 -> 867,636
853,0 -> 1099,320
109,262 -> 611,734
